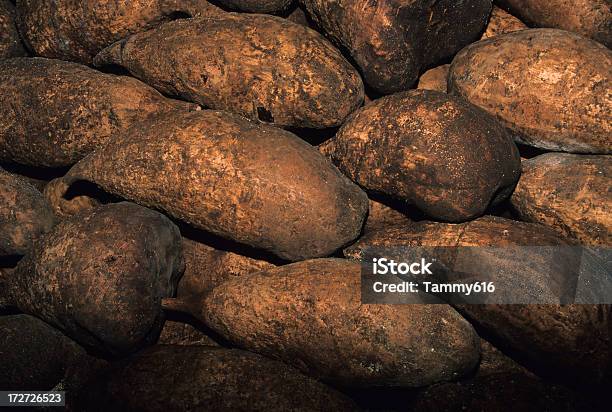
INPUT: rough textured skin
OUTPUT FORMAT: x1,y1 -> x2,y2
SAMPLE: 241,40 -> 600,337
157,320 -> 219,346
344,216 -> 611,384
0,168 -> 56,256
198,258 -> 480,387
0,58 -> 195,168
57,110 -> 368,261
78,346 -> 359,411
43,177 -> 102,219
496,0 -> 611,47
320,90 -> 521,222
0,0 -> 26,58
174,238 -> 275,310
417,64 -> 450,92
0,315 -> 87,391
478,339 -> 531,377
409,372 -> 578,412
286,4 -> 310,26
220,0 -> 294,13
449,29 -> 612,154
5,202 -> 185,357
481,5 -> 526,38
301,0 -> 492,94
94,14 -> 364,129
511,153 -> 611,245
364,199 -> 412,233
15,0 -> 223,64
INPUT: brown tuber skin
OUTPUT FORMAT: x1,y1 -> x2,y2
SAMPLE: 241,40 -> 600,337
345,216 -> 612,385
511,153 -> 611,245
3,202 -> 185,357
0,314 -> 97,391
0,168 -> 56,256
94,14 -> 364,129
220,0 -> 294,14
77,346 -> 360,412
55,109 -> 368,261
0,57 -> 196,168
169,258 -> 481,388
0,0 -> 26,58
157,320 -> 220,347
417,64 -> 450,93
449,29 -> 612,154
496,0 -> 611,48
15,0 -> 223,64
481,5 -> 527,39
364,199 -> 412,233
301,0 -> 492,94
320,90 -> 521,222
173,238 -> 276,311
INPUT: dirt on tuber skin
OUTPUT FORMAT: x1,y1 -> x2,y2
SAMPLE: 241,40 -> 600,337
0,0 -> 27,59
0,167 -> 56,256
157,319 -> 220,347
481,5 -> 527,39
15,0 -> 223,64
167,258 -> 481,388
511,153 -> 611,246
301,0 -> 492,94
320,90 -> 521,222
53,109 -> 368,262
449,28 -> 612,154
0,57 -> 197,168
0,314 -> 110,392
75,345 -> 360,412
219,0 -> 294,14
4,202 -> 185,358
93,13 -> 364,129
344,216 -> 612,385
496,0 -> 611,48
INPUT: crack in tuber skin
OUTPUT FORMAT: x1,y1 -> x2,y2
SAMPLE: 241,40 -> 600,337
53,109 -> 368,261
4,202 -> 185,358
93,13 -> 364,129
15,0 -> 224,64
165,258 -> 481,388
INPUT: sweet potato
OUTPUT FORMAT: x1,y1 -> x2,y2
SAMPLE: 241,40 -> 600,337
77,346 -> 359,411
511,153 -> 611,245
0,167 -> 56,256
417,64 -> 450,93
157,320 -> 219,347
221,0 -> 293,13
301,0 -> 492,94
364,199 -> 412,233
175,238 -> 275,310
320,90 -> 521,222
496,0 -> 611,47
3,202 -> 185,357
93,14 -> 364,129
0,314 -> 89,390
344,216 -> 611,384
166,258 -> 480,387
449,29 -> 612,154
54,109 -> 368,261
481,5 -> 527,39
0,57 -> 195,167
15,0 -> 222,64
0,0 -> 26,58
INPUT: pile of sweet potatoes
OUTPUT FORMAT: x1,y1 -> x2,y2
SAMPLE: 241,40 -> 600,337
0,1 -> 610,411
